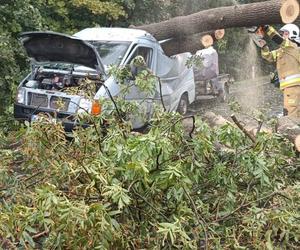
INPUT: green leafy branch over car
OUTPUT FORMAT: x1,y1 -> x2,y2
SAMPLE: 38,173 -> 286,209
1,86 -> 299,248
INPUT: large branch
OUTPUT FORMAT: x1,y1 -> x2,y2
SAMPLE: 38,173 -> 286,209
136,0 -> 299,41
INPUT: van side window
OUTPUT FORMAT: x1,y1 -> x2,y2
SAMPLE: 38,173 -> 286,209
129,47 -> 153,69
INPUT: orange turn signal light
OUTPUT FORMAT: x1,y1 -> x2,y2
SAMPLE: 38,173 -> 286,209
91,100 -> 101,116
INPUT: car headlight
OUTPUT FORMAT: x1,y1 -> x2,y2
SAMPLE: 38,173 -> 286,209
78,98 -> 92,114
16,88 -> 25,104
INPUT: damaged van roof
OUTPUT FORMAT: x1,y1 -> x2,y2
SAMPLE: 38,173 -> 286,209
73,27 -> 156,42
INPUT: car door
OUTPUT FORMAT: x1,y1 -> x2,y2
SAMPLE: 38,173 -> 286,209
123,45 -> 156,128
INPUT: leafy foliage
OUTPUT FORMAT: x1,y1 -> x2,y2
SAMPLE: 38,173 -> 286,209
0,0 -> 127,117
1,110 -> 299,248
0,0 -> 43,114
0,2 -> 299,248
0,66 -> 299,248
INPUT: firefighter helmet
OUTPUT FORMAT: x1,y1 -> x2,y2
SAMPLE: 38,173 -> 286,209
279,24 -> 299,41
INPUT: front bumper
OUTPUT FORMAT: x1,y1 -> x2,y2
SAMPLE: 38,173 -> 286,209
14,103 -> 88,132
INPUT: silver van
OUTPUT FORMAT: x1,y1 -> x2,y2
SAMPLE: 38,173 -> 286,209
14,28 -> 195,130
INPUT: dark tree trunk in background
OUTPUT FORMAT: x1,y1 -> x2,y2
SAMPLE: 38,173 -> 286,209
136,0 -> 299,55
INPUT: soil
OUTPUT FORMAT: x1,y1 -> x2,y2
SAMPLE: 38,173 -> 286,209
188,76 -> 283,121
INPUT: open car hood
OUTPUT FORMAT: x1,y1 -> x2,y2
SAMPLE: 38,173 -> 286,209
20,31 -> 105,75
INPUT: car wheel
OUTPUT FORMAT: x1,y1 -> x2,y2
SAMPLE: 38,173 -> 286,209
177,94 -> 189,115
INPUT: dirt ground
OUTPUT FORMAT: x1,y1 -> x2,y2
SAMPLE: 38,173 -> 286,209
188,76 -> 283,121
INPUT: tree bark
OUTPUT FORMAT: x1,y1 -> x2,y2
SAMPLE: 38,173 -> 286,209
161,33 -> 206,56
277,116 -> 300,152
201,112 -> 300,151
202,111 -> 231,128
136,0 -> 299,42
161,30 -> 225,56
202,111 -> 273,137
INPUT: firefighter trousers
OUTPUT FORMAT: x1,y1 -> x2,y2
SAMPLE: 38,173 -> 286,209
283,85 -> 300,121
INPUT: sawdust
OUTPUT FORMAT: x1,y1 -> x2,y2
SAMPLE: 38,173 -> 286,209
234,37 -> 265,112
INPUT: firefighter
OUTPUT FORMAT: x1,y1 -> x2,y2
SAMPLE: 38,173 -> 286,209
257,24 -> 300,120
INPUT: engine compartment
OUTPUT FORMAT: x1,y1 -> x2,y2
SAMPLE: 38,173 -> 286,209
24,69 -> 103,98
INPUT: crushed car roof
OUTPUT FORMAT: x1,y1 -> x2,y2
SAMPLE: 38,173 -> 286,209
73,27 -> 156,42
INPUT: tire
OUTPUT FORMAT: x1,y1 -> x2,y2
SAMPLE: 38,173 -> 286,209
177,94 -> 189,115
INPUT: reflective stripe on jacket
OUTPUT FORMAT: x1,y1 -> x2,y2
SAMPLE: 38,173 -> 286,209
279,74 -> 300,89
261,26 -> 300,90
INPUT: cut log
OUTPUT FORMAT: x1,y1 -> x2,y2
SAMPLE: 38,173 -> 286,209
136,0 -> 300,42
281,0 -> 300,24
214,29 -> 225,40
201,35 -> 214,48
277,116 -> 300,152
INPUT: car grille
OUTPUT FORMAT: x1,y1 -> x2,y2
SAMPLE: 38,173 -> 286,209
50,96 -> 70,112
28,93 -> 48,108
28,93 -> 70,112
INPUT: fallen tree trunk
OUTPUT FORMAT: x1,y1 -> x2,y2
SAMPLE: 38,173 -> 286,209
202,112 -> 300,152
202,112 -> 270,138
161,30 -> 224,56
161,33 -> 204,56
137,0 -> 299,42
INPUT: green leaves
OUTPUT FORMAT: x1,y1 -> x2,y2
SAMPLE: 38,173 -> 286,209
157,219 -> 191,247
103,184 -> 131,210
72,0 -> 126,20
21,230 -> 35,248
0,1 -> 300,247
1,103 -> 300,249
185,54 -> 203,69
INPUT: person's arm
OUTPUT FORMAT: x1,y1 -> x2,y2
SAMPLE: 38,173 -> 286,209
261,45 -> 278,63
263,25 -> 284,45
